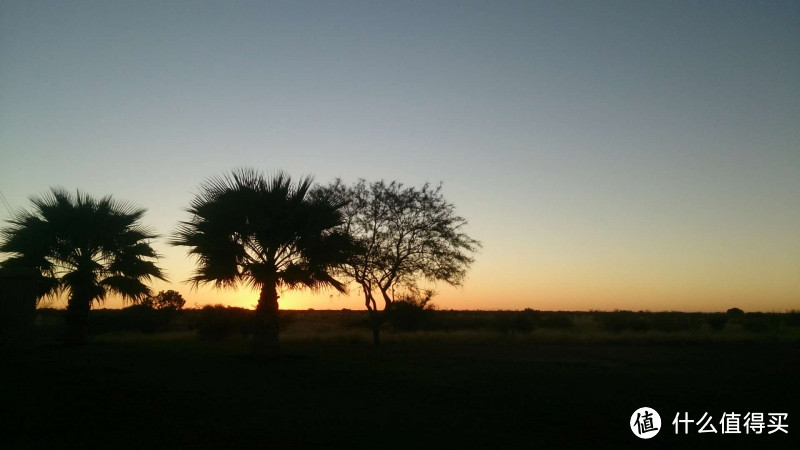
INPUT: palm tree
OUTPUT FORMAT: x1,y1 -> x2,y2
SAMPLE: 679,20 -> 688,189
172,169 -> 354,356
0,189 -> 166,344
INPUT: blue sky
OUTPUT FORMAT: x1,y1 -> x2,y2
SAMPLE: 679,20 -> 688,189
1,0 -> 798,311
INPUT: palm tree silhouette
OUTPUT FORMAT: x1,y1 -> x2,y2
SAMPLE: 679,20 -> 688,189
0,189 -> 166,344
172,169 -> 353,356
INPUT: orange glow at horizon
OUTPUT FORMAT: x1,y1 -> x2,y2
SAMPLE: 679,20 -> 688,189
100,273 -> 796,313
41,236 -> 798,314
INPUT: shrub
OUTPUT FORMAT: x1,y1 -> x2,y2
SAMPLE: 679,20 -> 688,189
195,305 -> 253,340
535,311 -> 573,330
705,314 -> 728,332
120,304 -> 161,333
386,301 -> 434,332
493,311 -> 532,334
741,313 -> 780,333
646,313 -> 703,332
435,311 -> 491,331
34,308 -> 66,339
141,290 -> 186,310
599,311 -> 650,333
511,312 -> 534,333
784,311 -> 800,328
344,313 -> 373,330
726,307 -> 744,317
89,305 -> 177,334
385,291 -> 437,332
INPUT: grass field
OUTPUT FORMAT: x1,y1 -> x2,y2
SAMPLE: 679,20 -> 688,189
2,310 -> 798,449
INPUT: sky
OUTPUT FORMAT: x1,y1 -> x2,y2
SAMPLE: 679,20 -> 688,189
1,0 -> 798,312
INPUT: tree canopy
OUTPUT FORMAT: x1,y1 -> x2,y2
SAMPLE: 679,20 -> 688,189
0,188 -> 166,343
172,168 -> 355,356
142,289 -> 186,310
318,179 -> 480,344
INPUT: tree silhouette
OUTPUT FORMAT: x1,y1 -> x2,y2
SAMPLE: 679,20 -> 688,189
319,179 -> 480,345
172,169 -> 354,357
0,189 -> 166,344
142,289 -> 186,310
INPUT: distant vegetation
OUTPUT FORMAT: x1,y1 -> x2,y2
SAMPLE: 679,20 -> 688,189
141,290 -> 186,310
23,308 -> 800,344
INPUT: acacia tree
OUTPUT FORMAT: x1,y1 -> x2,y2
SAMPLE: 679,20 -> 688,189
142,289 -> 186,310
172,169 -> 355,357
0,189 -> 166,344
319,179 -> 480,345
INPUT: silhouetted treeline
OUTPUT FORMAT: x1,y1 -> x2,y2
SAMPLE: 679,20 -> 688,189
18,307 -> 800,343
32,305 -> 250,339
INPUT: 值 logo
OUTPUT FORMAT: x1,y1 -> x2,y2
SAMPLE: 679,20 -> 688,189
631,407 -> 661,439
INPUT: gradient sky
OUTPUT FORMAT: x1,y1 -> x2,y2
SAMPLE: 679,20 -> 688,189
1,0 -> 798,312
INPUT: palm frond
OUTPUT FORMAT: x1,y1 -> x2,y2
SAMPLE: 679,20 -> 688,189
173,168 -> 350,297
0,188 -> 165,306
100,275 -> 151,302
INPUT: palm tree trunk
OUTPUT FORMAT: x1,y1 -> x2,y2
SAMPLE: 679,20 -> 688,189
253,283 -> 280,357
65,294 -> 90,345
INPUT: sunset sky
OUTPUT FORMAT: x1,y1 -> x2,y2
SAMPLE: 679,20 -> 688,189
1,0 -> 798,312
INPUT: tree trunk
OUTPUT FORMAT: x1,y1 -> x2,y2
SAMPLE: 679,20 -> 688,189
379,286 -> 393,309
364,288 -> 381,346
64,294 -> 91,345
253,283 -> 280,357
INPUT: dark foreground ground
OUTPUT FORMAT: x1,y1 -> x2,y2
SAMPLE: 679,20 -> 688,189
1,332 -> 797,449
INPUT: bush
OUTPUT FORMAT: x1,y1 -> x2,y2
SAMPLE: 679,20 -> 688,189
344,314 -> 373,330
741,313 -> 780,333
534,311 -> 573,330
33,308 -> 66,339
784,311 -> 800,328
89,305 -> 177,334
726,307 -> 744,317
195,305 -> 253,340
433,311 -> 491,331
647,313 -> 702,332
142,290 -> 186,310
385,292 -> 437,332
493,311 -> 532,334
599,311 -> 650,333
386,301 -> 434,332
511,312 -> 534,333
705,314 -> 728,332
